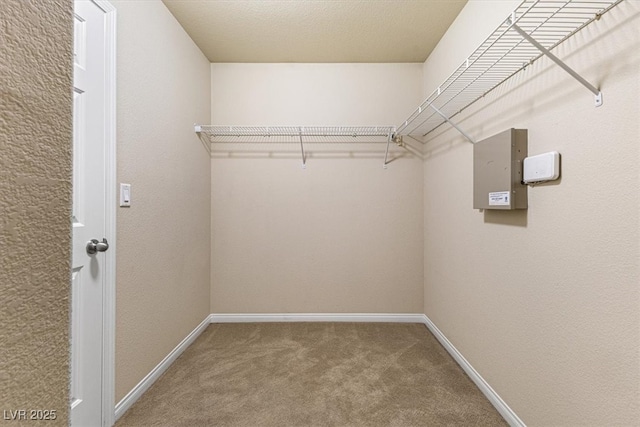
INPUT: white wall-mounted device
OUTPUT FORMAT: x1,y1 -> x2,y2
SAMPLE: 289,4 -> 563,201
523,152 -> 560,184
120,183 -> 131,207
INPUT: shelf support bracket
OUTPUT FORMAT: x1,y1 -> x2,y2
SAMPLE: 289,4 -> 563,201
383,132 -> 392,169
298,127 -> 307,169
427,102 -> 475,144
509,22 -> 603,107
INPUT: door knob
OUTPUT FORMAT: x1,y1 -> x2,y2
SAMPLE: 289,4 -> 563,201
86,238 -> 109,255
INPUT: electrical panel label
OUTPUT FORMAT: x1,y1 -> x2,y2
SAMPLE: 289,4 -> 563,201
489,191 -> 510,206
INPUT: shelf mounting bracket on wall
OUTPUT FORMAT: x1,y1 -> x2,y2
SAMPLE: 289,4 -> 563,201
383,133 -> 392,169
298,127 -> 307,169
508,15 -> 603,107
427,102 -> 476,144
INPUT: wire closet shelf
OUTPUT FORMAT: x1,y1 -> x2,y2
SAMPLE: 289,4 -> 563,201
196,125 -> 395,140
196,125 -> 398,168
396,0 -> 623,142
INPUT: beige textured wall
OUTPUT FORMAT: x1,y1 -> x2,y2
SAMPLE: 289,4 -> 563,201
113,0 -> 211,402
211,63 -> 424,313
0,0 -> 72,424
422,1 -> 640,425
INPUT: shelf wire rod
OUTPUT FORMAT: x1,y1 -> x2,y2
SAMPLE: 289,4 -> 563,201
517,1 -> 571,38
530,0 -> 623,55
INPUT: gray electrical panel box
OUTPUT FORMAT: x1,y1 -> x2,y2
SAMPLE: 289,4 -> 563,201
473,129 -> 528,210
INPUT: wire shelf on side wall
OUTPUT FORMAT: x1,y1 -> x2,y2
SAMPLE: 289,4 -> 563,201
396,0 -> 623,143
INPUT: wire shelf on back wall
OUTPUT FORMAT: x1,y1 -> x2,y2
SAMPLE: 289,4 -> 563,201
196,125 -> 399,168
396,0 -> 623,143
196,125 -> 395,140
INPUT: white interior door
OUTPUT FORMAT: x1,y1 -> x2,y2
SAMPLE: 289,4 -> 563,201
72,1 -> 112,425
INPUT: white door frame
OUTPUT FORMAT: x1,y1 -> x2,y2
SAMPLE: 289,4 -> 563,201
96,1 -> 116,425
74,1 -> 117,426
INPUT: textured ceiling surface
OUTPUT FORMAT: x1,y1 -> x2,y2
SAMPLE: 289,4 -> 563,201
161,0 -> 467,63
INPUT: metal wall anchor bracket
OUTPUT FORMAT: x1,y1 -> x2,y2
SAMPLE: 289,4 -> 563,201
594,92 -> 603,107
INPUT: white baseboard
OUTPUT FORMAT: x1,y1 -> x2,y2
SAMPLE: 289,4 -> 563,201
114,314 -> 212,421
420,314 -> 525,427
210,313 -> 425,323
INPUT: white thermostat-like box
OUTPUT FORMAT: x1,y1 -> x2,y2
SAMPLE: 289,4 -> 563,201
523,151 -> 560,184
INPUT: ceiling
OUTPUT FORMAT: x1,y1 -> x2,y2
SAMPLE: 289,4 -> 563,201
161,0 -> 467,63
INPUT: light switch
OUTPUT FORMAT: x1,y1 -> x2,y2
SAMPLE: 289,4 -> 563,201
523,152 -> 560,184
120,183 -> 131,207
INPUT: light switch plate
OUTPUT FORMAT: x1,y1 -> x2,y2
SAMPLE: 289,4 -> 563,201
523,152 -> 560,184
120,183 -> 131,207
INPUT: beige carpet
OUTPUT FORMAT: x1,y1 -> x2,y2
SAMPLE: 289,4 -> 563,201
116,323 -> 507,426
